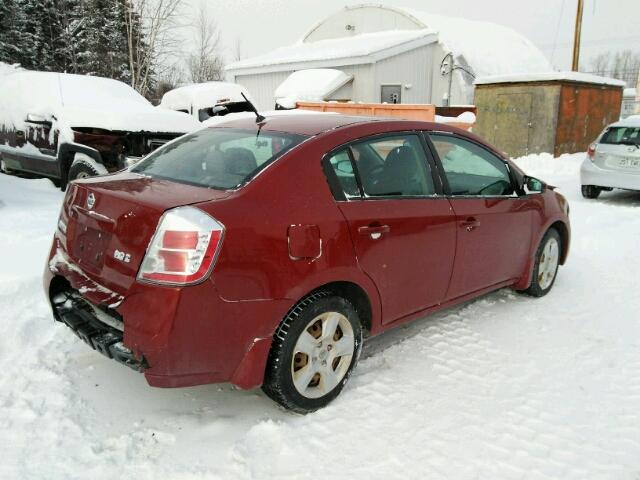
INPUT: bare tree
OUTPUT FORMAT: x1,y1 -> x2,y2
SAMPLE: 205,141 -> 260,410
187,0 -> 224,83
124,0 -> 184,97
588,52 -> 609,76
586,50 -> 640,86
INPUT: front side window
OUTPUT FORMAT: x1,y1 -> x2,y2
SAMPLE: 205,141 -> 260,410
350,134 -> 435,197
429,134 -> 514,196
132,128 -> 307,190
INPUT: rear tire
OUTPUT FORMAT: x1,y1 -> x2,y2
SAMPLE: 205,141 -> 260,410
581,185 -> 601,199
521,229 -> 561,297
68,160 -> 101,181
262,291 -> 363,413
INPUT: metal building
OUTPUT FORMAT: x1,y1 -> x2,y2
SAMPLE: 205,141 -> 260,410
225,4 -> 552,110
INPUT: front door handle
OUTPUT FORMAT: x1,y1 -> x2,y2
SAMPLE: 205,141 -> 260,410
358,224 -> 390,240
460,217 -> 480,232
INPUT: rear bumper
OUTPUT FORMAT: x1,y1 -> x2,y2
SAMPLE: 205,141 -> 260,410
44,238 -> 292,390
51,287 -> 146,371
581,158 -> 640,191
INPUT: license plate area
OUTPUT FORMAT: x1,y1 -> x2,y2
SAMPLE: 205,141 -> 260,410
617,156 -> 640,169
73,223 -> 112,272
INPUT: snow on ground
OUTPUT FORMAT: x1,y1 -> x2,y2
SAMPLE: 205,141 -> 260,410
2,153 -> 640,479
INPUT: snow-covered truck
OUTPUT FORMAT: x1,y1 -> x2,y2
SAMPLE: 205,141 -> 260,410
159,82 -> 255,123
0,71 -> 200,189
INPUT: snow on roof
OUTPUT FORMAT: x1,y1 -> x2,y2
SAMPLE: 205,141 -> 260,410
397,7 -> 552,77
611,115 -> 640,128
0,71 -> 199,136
274,69 -> 353,108
160,82 -> 253,111
0,62 -> 22,78
226,29 -> 437,73
475,71 -> 627,87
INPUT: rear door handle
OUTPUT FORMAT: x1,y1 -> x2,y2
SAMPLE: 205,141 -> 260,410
460,217 -> 480,232
358,224 -> 390,239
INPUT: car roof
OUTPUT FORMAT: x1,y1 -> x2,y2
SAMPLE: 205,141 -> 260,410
608,116 -> 640,128
207,111 -> 467,137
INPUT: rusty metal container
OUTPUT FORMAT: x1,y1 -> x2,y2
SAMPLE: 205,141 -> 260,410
474,75 -> 624,158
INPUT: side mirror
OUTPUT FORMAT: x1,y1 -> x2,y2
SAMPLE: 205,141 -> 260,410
25,113 -> 52,126
524,176 -> 545,194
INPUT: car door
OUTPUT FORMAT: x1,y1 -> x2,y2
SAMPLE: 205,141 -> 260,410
427,132 -> 534,300
325,133 -> 457,325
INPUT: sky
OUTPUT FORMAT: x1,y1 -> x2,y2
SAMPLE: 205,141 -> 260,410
179,0 -> 640,73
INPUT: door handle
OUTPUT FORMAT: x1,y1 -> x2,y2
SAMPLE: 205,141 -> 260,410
358,224 -> 390,240
460,217 -> 480,232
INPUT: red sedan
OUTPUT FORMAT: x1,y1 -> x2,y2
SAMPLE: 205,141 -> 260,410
44,114 -> 570,412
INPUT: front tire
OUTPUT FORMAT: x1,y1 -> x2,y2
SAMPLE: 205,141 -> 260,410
262,292 -> 363,413
581,185 -> 601,199
521,229 -> 561,297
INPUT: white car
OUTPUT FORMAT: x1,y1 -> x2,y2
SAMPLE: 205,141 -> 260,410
581,117 -> 640,198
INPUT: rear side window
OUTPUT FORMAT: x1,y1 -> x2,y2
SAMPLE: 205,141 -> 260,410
350,134 -> 435,197
601,127 -> 640,146
327,149 -> 359,198
132,128 -> 307,189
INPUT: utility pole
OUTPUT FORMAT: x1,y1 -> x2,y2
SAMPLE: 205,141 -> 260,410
571,0 -> 584,71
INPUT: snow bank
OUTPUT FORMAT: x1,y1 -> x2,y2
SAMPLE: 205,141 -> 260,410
435,111 -> 476,124
3,152 -> 640,479
0,61 -> 22,78
0,72 -> 199,143
159,82 -> 254,112
275,69 -> 353,109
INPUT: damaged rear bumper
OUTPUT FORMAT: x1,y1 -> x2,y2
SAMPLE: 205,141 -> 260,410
51,287 -> 147,372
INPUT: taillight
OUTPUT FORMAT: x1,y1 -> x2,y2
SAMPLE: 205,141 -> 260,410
137,206 -> 224,285
587,143 -> 596,161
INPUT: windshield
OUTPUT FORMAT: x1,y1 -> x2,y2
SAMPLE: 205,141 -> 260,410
601,126 -> 640,146
132,128 -> 308,189
58,74 -> 151,110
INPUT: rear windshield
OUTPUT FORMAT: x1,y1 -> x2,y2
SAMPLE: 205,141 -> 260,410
131,128 -> 307,189
601,126 -> 640,146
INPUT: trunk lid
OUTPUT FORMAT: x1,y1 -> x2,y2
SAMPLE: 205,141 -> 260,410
594,143 -> 640,173
62,172 -> 229,296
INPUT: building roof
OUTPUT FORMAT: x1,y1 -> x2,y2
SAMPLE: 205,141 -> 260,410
475,72 -> 626,87
397,6 -> 552,77
226,28 -> 437,74
227,4 -> 552,79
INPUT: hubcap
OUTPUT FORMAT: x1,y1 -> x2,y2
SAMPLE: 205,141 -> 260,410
291,311 -> 355,399
74,172 -> 91,179
538,237 -> 559,290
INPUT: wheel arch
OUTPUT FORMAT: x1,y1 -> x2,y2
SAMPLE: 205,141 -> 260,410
57,143 -> 103,190
549,220 -> 570,265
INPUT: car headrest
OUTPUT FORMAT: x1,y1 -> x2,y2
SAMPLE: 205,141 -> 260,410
224,147 -> 257,177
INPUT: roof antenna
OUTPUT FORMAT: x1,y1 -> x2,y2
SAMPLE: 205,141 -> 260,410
242,93 -> 266,124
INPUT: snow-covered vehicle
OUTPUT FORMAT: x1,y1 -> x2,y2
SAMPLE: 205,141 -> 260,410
159,82 -> 255,123
0,71 -> 199,189
581,116 -> 640,198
